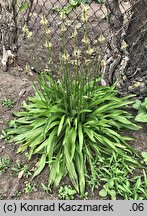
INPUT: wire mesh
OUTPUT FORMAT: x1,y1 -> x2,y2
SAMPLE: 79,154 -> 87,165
1,0 -> 146,72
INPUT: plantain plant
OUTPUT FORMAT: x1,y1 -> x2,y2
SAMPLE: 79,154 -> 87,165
5,5 -> 141,196
6,73 -> 140,195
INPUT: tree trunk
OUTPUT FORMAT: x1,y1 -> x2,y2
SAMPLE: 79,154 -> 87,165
102,0 -> 147,98
0,0 -> 18,70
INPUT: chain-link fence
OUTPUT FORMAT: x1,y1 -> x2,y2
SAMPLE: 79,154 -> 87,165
16,1 -> 140,68
1,0 -> 147,76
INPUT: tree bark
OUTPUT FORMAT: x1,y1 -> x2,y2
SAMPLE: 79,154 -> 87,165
102,0 -> 147,98
0,0 -> 18,70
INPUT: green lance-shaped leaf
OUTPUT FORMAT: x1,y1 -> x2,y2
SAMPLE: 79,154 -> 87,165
48,158 -> 60,187
57,115 -> 65,136
63,128 -> 79,192
65,148 -> 79,192
33,154 -> 46,178
70,127 -> 77,160
54,157 -> 66,186
134,177 -> 141,191
78,123 -> 83,152
75,150 -> 85,196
